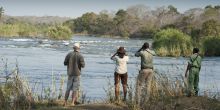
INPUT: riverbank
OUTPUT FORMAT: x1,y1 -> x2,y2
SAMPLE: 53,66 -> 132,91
31,96 -> 220,110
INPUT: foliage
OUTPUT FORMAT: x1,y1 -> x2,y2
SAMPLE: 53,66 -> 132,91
1,5 -> 220,55
73,12 -> 98,34
153,28 -> 192,57
46,25 -> 72,40
0,6 -> 4,20
201,19 -> 220,37
203,37 -> 220,56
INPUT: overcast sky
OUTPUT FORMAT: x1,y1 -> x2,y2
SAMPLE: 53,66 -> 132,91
0,0 -> 220,18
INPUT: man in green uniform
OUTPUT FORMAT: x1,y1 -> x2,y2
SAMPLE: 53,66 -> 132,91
185,48 -> 202,96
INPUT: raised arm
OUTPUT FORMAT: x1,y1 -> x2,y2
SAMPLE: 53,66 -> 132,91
135,47 -> 143,57
111,52 -> 118,60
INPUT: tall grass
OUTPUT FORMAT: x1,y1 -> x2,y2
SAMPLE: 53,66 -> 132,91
0,61 -> 33,110
0,23 -> 39,37
0,59 -> 91,109
0,23 -> 72,40
46,25 -> 72,40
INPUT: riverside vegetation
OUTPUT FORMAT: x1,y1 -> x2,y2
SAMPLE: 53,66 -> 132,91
1,59 -> 220,110
1,5 -> 220,56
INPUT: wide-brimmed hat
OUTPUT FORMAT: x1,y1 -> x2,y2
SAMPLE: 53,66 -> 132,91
117,47 -> 126,54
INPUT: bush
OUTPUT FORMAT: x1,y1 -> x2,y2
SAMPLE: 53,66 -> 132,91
47,25 -> 72,40
203,37 -> 220,56
153,28 -> 192,57
0,23 -> 44,37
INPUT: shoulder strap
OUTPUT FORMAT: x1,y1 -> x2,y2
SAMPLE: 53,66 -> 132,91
190,54 -> 199,64
145,50 -> 154,56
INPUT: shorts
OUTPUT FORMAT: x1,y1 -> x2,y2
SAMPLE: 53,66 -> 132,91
66,76 -> 80,92
114,72 -> 128,85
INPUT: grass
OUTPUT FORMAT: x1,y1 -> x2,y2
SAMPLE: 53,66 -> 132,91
1,59 -> 220,110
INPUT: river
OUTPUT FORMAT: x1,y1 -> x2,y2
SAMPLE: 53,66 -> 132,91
0,35 -> 220,100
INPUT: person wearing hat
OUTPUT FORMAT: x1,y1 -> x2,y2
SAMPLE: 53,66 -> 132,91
63,42 -> 85,106
111,46 -> 129,101
135,42 -> 156,106
185,48 -> 202,97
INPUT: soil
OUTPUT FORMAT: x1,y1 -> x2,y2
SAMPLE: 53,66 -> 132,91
33,96 -> 220,110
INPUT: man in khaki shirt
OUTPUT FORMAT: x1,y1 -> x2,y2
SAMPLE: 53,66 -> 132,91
135,42 -> 156,106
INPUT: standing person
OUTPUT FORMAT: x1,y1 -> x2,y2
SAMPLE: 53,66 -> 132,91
111,47 -> 129,101
63,43 -> 85,106
185,48 -> 202,97
135,42 -> 156,106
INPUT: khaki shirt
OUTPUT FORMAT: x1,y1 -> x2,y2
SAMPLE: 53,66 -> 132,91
135,49 -> 156,69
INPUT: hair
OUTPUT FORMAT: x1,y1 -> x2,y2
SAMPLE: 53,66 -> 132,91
193,48 -> 199,54
118,52 -> 125,58
142,42 -> 149,49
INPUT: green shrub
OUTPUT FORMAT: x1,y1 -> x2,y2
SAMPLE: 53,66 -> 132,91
153,28 -> 192,57
0,23 -> 42,37
47,25 -> 72,40
203,37 -> 220,56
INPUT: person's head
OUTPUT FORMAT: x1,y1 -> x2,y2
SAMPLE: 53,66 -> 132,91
142,42 -> 149,50
73,43 -> 80,51
117,47 -> 126,58
193,48 -> 199,54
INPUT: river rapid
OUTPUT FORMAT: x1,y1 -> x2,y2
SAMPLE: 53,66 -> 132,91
0,35 -> 220,99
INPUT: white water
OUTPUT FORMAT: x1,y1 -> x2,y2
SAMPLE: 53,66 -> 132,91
0,35 -> 220,99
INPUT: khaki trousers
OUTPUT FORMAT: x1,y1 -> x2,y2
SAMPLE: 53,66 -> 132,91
135,69 -> 153,106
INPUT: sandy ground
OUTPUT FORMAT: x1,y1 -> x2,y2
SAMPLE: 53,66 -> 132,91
33,96 -> 220,110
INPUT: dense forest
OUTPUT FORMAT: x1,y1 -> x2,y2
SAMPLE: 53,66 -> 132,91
0,5 -> 220,56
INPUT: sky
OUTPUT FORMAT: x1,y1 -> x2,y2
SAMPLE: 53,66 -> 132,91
0,0 -> 220,18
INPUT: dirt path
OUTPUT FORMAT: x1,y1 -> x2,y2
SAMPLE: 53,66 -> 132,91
34,97 -> 220,110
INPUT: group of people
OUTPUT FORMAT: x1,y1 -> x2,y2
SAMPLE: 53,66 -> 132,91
63,42 -> 202,106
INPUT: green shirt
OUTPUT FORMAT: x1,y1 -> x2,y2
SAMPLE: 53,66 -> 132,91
135,49 -> 156,69
188,53 -> 202,69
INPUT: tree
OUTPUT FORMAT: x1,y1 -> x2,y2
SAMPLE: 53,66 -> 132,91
214,5 -> 220,9
205,5 -> 212,9
113,9 -> 140,38
202,6 -> 220,20
0,7 -> 4,20
63,19 -> 75,33
154,6 -> 180,27
203,37 -> 220,56
201,19 -> 220,37
95,13 -> 114,35
73,12 -> 98,34
168,5 -> 179,14
126,4 -> 150,19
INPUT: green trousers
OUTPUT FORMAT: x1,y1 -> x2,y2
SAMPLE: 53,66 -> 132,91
188,67 -> 200,96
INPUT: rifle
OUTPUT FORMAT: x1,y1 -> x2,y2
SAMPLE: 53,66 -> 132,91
185,55 -> 199,78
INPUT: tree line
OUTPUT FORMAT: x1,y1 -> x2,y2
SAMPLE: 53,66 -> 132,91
0,6 -> 72,40
63,5 -> 220,56
0,5 -> 220,56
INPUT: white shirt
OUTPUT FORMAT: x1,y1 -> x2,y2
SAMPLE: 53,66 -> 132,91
111,56 -> 129,74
